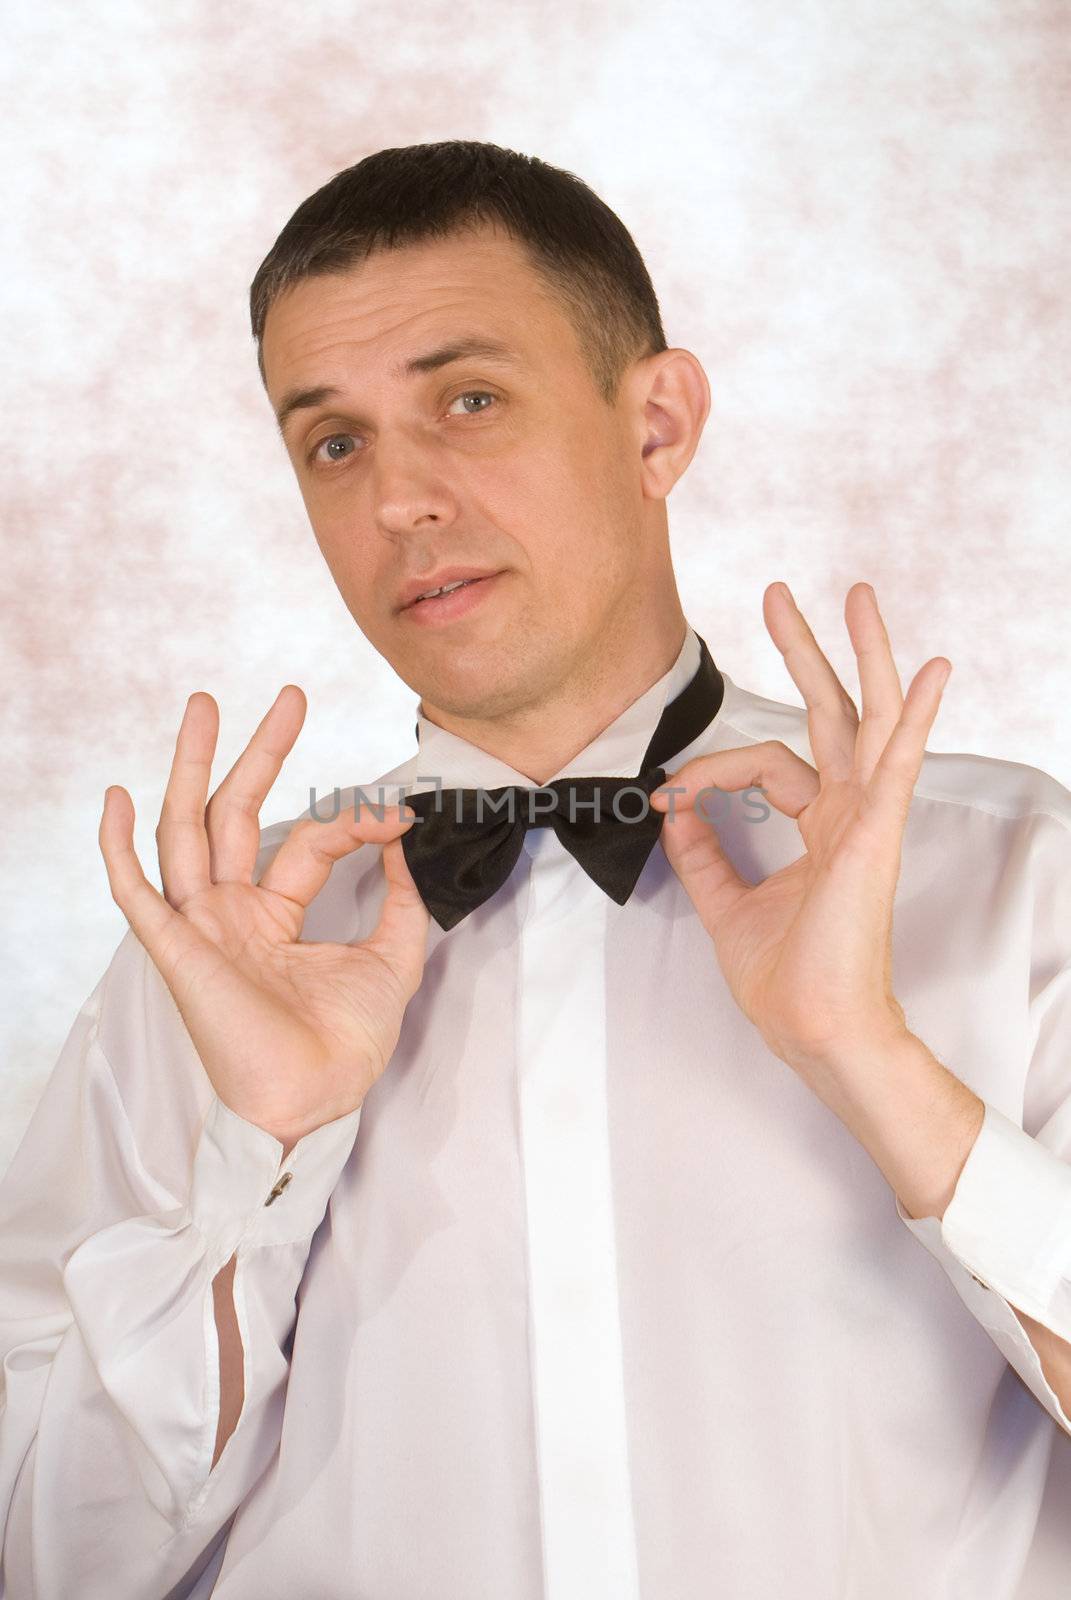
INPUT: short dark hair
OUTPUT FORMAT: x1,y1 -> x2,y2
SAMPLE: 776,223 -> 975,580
248,140 -> 669,407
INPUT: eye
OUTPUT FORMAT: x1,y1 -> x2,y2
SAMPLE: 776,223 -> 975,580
446,390 -> 497,416
311,434 -> 359,466
308,391 -> 498,469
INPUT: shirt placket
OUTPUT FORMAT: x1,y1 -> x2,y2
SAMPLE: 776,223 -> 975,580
516,826 -> 642,1600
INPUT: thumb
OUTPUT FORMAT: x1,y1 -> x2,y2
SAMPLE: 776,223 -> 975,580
362,835 -> 430,996
657,793 -> 751,927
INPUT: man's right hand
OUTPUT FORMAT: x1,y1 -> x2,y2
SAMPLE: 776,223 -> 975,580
98,685 -> 430,1153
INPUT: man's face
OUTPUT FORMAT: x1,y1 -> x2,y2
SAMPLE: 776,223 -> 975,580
261,224 -> 662,721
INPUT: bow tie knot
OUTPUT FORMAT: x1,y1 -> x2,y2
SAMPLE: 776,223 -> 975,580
429,771 -> 669,830
400,635 -> 724,930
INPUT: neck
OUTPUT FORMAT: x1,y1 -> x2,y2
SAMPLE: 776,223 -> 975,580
419,595 -> 690,785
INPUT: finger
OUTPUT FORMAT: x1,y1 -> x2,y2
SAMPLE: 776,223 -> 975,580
845,583 -> 904,785
256,796 -> 417,910
657,786 -> 752,932
156,693 -> 219,908
854,657 -> 950,847
651,740 -> 819,822
206,686 -> 307,884
102,785 -> 304,1077
101,784 -> 221,983
362,836 -> 431,998
763,583 -> 859,785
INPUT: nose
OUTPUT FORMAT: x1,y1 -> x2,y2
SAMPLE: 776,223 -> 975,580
371,429 -> 459,541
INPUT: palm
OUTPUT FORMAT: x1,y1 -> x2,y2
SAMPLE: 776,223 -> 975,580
100,685 -> 429,1148
714,779 -> 897,1047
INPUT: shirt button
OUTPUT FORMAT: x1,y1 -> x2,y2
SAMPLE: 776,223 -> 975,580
264,1171 -> 294,1207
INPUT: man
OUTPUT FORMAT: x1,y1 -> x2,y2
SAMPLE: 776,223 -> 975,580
1,140 -> 1070,1599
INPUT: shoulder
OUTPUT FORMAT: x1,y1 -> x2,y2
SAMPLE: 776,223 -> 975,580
715,669 -> 1071,839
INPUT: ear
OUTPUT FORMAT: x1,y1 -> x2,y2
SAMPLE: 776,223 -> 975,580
630,349 -> 712,499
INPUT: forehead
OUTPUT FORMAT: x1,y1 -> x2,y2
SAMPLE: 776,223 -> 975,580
260,226 -> 578,397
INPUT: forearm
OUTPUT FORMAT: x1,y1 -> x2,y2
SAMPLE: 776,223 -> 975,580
793,1027 -> 1071,1421
3,1214 -> 267,1599
208,1131 -> 301,1467
1012,1306 -> 1071,1411
799,1027 -> 986,1222
2,1093 -> 352,1598
212,1253 -> 246,1469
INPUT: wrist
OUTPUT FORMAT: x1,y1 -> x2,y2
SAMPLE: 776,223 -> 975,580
266,1096 -> 367,1162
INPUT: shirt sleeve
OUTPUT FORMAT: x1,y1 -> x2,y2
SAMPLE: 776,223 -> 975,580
0,930 -> 362,1600
894,804 -> 1071,1437
894,1103 -> 1071,1436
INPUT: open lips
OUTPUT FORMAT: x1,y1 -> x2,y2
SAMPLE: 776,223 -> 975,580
398,570 -> 504,620
411,577 -> 482,604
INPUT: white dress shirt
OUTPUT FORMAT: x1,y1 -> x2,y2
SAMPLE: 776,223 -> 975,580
2,624 -> 1071,1600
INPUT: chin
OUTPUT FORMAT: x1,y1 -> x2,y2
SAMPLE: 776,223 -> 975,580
417,675 -> 519,722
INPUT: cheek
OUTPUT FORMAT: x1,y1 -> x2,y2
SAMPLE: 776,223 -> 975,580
500,442 -> 633,589
306,512 -> 351,576
503,424 -> 602,518
479,442 -> 567,523
306,512 -> 383,612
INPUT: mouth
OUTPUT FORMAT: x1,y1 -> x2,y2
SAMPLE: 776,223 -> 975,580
408,576 -> 486,606
399,571 -> 504,625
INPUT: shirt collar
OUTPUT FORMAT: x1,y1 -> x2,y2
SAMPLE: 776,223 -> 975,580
409,626 -> 702,793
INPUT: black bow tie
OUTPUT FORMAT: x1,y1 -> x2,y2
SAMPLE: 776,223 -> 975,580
400,636 -> 723,931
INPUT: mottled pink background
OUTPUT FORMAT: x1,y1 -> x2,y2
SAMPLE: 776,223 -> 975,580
3,2 -> 1069,1587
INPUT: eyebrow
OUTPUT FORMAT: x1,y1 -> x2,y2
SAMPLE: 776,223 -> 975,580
273,335 -> 524,438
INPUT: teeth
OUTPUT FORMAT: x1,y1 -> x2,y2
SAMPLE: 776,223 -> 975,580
416,578 -> 474,602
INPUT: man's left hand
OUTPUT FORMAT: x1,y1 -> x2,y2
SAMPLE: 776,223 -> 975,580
652,580 -> 951,1076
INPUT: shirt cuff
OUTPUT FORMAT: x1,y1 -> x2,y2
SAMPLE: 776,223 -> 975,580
895,1100 -> 1071,1432
190,1094 -> 362,1259
897,1102 -> 1071,1327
